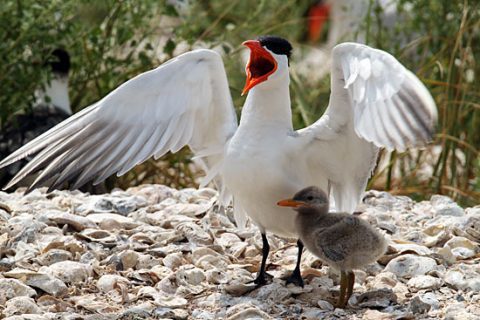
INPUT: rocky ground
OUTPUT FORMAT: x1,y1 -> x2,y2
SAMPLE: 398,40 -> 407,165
0,184 -> 479,320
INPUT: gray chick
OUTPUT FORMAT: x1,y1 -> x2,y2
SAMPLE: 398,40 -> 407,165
277,186 -> 387,308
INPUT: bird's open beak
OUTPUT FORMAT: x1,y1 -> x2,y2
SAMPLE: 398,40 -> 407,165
242,40 -> 277,96
277,198 -> 304,208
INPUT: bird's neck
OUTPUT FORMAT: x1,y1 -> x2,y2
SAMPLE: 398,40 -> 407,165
35,76 -> 72,114
239,75 -> 292,131
295,205 -> 329,233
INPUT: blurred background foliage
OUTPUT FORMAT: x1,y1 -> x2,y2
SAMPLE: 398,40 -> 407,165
0,0 -> 478,205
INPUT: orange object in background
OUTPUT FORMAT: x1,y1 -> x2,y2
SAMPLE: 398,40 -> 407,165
308,1 -> 331,42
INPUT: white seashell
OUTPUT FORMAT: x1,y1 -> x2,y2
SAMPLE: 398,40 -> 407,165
389,241 -> 432,255
175,221 -> 212,245
317,299 -> 334,311
163,202 -> 213,218
384,254 -> 437,279
206,268 -> 228,284
4,296 -> 42,316
254,282 -> 292,303
156,273 -> 179,294
42,210 -> 97,231
153,307 -> 189,320
444,236 -> 478,260
41,261 -> 93,284
86,213 -> 140,229
176,264 -> 206,286
70,293 -> 120,313
155,294 -> 188,308
36,248 -> 73,266
118,250 -> 139,270
4,268 -> 67,296
228,242 -> 247,258
97,274 -> 130,293
0,278 -> 36,299
162,252 -> 186,270
356,288 -> 397,308
216,232 -> 242,248
150,265 -> 173,279
407,275 -> 443,291
78,228 -> 117,247
423,224 -> 451,247
226,304 -> 273,320
135,253 -> 161,270
411,292 -> 439,313
444,270 -> 466,290
126,184 -> 175,205
430,195 -> 465,217
191,247 -> 228,269
243,245 -> 260,258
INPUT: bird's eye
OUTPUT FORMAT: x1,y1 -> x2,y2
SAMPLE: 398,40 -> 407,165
307,196 -> 314,201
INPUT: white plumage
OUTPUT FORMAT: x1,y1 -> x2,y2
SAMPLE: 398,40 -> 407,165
0,41 -> 436,283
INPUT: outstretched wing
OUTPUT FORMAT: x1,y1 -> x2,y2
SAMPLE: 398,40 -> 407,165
297,42 -> 437,212
0,49 -> 237,194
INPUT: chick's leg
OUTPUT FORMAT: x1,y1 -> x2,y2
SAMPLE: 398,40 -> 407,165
336,271 -> 348,308
346,271 -> 355,303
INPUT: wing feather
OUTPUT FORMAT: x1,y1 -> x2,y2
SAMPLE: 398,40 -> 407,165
1,49 -> 237,192
297,42 -> 437,212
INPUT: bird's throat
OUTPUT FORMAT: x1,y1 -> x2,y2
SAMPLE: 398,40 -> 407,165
240,77 -> 293,130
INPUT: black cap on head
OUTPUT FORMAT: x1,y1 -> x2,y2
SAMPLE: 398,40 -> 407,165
49,49 -> 70,75
257,36 -> 292,59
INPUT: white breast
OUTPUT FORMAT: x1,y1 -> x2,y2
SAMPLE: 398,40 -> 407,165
223,128 -> 327,238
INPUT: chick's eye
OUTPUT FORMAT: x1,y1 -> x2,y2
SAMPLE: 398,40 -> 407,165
307,196 -> 314,201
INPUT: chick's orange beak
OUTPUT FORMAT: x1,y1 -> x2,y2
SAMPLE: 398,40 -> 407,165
277,199 -> 304,208
242,40 -> 277,95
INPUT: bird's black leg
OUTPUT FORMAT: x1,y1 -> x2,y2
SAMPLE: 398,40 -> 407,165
252,233 -> 273,286
285,239 -> 304,287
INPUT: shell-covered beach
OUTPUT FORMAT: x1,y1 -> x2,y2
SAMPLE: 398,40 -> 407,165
0,185 -> 479,319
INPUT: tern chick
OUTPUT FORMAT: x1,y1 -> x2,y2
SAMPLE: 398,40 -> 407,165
278,186 -> 387,308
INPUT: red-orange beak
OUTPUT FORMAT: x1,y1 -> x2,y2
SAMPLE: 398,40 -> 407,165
277,198 -> 304,208
242,40 -> 277,95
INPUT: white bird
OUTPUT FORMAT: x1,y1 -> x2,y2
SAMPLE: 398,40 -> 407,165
0,36 -> 437,287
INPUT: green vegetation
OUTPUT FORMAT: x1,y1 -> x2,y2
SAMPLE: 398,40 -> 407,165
0,0 -> 478,205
